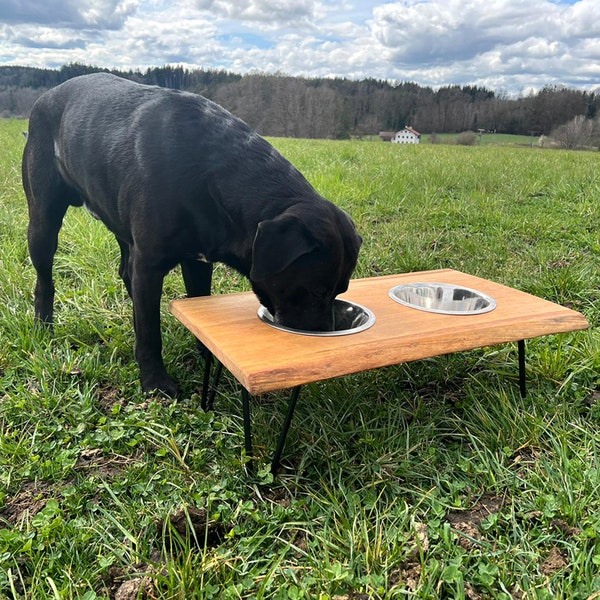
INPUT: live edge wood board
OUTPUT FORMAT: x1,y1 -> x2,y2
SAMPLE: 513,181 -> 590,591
169,269 -> 589,395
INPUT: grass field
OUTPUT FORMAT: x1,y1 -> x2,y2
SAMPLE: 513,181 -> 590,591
1,117 -> 600,599
421,133 -> 537,147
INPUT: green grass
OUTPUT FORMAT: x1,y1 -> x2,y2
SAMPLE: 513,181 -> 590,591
421,133 -> 536,146
1,119 -> 600,598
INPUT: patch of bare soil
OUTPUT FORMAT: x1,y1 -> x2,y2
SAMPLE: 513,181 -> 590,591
585,390 -> 600,410
0,481 -> 53,526
95,382 -> 127,413
389,562 -> 422,593
94,381 -> 171,413
446,492 -> 505,550
540,547 -> 569,575
113,575 -> 153,600
156,505 -> 227,551
102,565 -> 157,600
74,448 -> 140,478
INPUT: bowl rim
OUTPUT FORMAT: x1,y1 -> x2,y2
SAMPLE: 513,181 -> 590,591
388,282 -> 497,315
258,299 -> 376,337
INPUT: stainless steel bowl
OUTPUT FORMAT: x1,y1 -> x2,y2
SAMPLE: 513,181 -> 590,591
258,299 -> 375,336
389,282 -> 496,315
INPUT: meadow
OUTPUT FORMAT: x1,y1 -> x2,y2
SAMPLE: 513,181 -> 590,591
1,117 -> 600,599
420,133 -> 536,147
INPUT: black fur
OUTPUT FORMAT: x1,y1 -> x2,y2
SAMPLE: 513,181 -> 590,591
22,73 -> 362,396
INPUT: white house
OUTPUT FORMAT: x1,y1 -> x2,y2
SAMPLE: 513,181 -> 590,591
391,127 -> 421,144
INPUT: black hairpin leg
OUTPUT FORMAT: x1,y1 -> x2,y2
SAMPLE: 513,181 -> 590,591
199,346 -> 303,476
207,361 -> 223,411
518,339 -> 526,398
201,353 -> 223,411
271,386 -> 302,474
201,353 -> 213,411
242,388 -> 254,474
241,385 -> 303,476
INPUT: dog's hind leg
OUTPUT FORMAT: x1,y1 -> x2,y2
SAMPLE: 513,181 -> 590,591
22,147 -> 71,326
181,259 -> 213,298
116,236 -> 133,297
27,210 -> 67,325
181,259 -> 214,360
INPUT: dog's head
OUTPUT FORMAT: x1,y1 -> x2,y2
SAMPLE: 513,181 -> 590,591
249,202 -> 362,332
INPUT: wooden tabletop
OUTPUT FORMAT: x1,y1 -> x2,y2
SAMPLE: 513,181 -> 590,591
169,269 -> 588,395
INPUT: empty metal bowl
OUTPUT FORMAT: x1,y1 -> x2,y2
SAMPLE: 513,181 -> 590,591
389,282 -> 496,315
258,299 -> 375,336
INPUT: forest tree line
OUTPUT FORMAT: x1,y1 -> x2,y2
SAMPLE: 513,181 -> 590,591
1,63 -> 598,140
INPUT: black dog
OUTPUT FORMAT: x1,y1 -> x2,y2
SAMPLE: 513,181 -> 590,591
22,73 -> 361,396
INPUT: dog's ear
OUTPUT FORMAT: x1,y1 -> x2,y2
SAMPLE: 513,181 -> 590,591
250,215 -> 318,281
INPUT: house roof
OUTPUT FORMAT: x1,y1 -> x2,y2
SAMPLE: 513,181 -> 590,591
380,128 -> 421,140
401,126 -> 420,136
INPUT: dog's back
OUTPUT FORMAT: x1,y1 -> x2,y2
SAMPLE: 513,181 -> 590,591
25,73 -> 315,229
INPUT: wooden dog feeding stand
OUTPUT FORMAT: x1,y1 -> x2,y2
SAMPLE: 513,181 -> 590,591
169,269 -> 588,473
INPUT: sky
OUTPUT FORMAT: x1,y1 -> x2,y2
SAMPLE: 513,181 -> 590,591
0,0 -> 599,96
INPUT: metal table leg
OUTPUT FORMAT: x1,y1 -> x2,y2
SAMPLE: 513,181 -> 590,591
271,386 -> 302,474
242,388 -> 254,474
199,341 -> 528,475
518,339 -> 526,398
241,386 -> 303,475
201,353 -> 223,411
200,348 -> 302,475
201,353 -> 213,410
207,361 -> 223,411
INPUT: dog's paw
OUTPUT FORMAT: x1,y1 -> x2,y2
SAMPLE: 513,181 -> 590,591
141,375 -> 179,399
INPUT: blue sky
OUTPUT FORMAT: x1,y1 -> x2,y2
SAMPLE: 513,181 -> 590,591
0,0 -> 598,96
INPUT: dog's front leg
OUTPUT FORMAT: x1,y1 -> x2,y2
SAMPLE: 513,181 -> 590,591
130,260 -> 178,397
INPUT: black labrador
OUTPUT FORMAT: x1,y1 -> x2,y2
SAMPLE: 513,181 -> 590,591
22,73 -> 362,396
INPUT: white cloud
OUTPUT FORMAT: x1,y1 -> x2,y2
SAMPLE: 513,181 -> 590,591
371,0 -> 559,65
0,0 -> 139,29
0,0 -> 598,95
10,25 -> 92,50
565,0 -> 600,37
195,0 -> 315,24
365,0 -> 600,92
